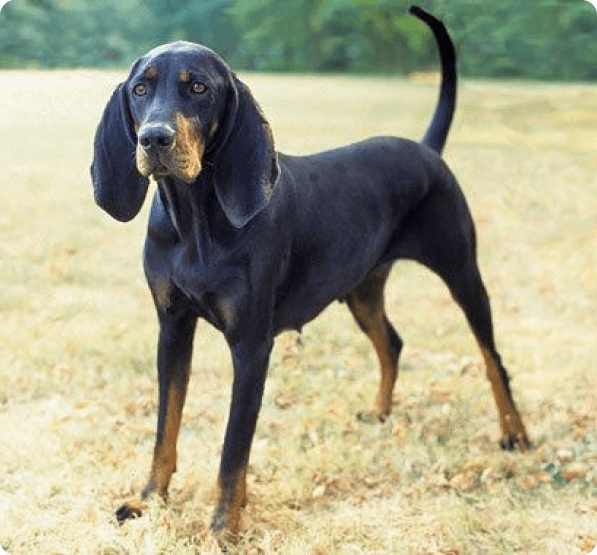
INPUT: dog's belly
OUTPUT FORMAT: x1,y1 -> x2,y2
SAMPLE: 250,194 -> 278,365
271,247 -> 387,334
272,290 -> 347,334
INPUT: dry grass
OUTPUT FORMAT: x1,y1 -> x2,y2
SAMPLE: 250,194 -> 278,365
0,69 -> 596,554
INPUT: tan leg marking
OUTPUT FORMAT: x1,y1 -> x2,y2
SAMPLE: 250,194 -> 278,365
212,465 -> 248,541
480,346 -> 530,450
116,382 -> 186,523
350,298 -> 398,423
149,382 -> 186,498
366,312 -> 398,421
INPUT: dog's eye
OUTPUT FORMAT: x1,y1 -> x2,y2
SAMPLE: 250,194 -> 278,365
133,84 -> 147,96
191,82 -> 207,95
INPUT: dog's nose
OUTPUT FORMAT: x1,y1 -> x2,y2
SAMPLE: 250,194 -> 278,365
138,124 -> 175,151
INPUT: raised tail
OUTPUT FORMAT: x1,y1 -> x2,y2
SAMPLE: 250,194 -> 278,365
409,6 -> 457,155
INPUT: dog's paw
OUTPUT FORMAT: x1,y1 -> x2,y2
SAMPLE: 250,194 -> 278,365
500,431 -> 531,452
356,409 -> 389,424
116,500 -> 147,524
210,513 -> 240,546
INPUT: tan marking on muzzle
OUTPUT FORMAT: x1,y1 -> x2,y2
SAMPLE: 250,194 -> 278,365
135,116 -> 204,183
173,113 -> 204,183
136,140 -> 154,177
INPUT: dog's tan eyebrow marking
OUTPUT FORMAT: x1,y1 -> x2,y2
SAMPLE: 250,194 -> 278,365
179,70 -> 192,83
144,66 -> 158,79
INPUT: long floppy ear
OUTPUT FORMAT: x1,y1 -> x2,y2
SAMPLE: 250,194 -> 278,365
213,78 -> 280,228
90,83 -> 149,222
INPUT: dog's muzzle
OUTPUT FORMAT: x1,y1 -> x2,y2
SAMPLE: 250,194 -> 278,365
136,117 -> 204,183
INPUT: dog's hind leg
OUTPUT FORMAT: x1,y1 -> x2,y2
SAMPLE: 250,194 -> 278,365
440,261 -> 530,450
395,181 -> 530,450
346,265 -> 403,423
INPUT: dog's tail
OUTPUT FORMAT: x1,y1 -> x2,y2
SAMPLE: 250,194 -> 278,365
409,6 -> 457,155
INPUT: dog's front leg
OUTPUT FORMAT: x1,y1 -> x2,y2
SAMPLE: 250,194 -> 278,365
211,337 -> 272,539
116,309 -> 197,522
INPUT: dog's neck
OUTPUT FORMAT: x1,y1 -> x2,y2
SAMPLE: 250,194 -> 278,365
156,167 -> 237,262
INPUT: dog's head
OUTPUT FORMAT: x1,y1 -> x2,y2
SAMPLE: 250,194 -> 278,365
91,42 -> 279,227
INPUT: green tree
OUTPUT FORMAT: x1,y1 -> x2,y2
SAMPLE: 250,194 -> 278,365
427,0 -> 597,79
2,0 -> 597,80
0,0 -> 236,68
141,0 -> 237,57
228,0 -> 323,70
1,0 -> 150,67
229,0 -> 435,72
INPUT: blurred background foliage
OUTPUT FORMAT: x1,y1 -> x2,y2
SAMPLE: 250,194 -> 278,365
1,0 -> 596,80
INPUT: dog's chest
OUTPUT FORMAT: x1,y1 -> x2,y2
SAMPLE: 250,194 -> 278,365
168,239 -> 248,330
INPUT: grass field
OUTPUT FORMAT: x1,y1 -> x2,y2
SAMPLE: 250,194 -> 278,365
0,69 -> 596,554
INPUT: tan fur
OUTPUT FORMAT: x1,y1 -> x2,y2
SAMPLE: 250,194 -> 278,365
173,113 -> 204,183
214,465 -> 247,540
136,140 -> 156,178
178,70 -> 192,83
144,66 -> 158,80
480,346 -> 530,449
148,384 -> 185,499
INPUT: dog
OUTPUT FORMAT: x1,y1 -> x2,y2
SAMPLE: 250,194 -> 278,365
91,6 -> 529,537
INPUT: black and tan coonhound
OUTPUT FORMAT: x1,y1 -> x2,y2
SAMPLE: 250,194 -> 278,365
91,6 -> 529,537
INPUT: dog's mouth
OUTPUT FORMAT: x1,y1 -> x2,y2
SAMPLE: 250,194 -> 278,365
136,147 -> 202,184
151,160 -> 172,178
137,151 -> 173,178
